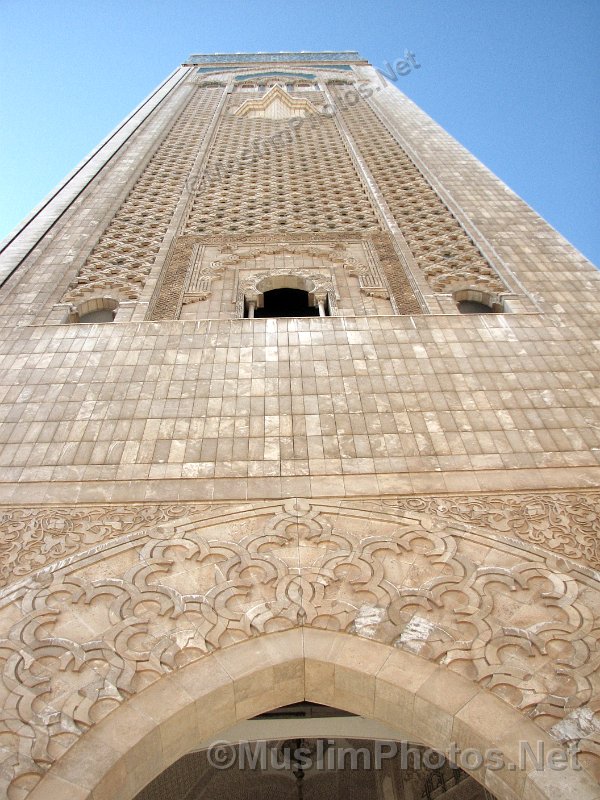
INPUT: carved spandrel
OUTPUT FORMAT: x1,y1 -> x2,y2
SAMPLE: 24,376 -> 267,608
0,496 -> 598,794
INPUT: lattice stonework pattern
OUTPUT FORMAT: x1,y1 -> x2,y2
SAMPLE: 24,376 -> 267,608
0,497 -> 598,796
62,87 -> 224,303
183,93 -> 381,236
330,87 -> 506,294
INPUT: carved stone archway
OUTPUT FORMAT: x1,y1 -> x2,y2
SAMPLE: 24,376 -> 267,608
0,498 -> 598,798
244,270 -> 332,317
25,631 -> 596,800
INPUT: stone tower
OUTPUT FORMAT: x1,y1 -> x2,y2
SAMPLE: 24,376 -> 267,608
0,52 -> 598,800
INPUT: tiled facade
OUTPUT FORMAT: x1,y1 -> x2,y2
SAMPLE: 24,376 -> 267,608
0,52 -> 599,800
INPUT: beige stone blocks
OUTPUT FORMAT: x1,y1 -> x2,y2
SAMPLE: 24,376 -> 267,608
0,314 -> 598,510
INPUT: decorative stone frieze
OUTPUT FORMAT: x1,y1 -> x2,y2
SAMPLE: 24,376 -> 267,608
1,492 -> 598,590
390,492 -> 600,569
330,85 -> 507,294
62,87 -> 224,304
183,93 -> 381,236
236,268 -> 337,316
0,497 -> 598,796
150,238 -> 402,319
232,85 -> 320,119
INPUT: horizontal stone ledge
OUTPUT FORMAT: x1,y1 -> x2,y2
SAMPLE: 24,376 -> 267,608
0,464 -> 599,504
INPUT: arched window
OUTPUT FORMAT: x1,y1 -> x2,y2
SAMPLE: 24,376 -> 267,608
453,289 -> 504,314
244,274 -> 329,318
68,298 -> 118,323
457,300 -> 494,314
253,288 -> 319,318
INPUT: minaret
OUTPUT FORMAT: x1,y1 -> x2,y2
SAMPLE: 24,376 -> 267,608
0,52 -> 598,800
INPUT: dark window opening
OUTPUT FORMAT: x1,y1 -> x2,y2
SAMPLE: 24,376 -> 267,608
457,300 -> 494,315
253,288 -> 320,318
254,702 -> 356,720
78,309 -> 116,323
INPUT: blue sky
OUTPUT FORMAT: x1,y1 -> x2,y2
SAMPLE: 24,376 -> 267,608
1,0 -> 599,266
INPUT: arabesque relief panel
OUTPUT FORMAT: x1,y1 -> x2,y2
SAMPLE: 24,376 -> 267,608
0,496 -> 598,798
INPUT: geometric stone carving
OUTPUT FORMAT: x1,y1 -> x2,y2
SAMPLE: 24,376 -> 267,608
157,228 -> 421,316
153,238 -> 386,319
150,237 -> 401,319
0,498 -> 598,796
62,87 -> 225,303
1,491 -> 599,591
183,92 -> 381,236
222,241 -> 389,312
341,254 -> 389,299
390,491 -> 600,569
186,243 -> 344,307
148,235 -> 198,319
330,86 -> 507,294
0,501 -> 212,588
232,85 -> 319,119
183,243 -> 226,301
150,236 -> 393,320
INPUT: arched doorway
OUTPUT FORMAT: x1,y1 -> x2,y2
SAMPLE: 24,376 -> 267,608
26,630 -> 592,800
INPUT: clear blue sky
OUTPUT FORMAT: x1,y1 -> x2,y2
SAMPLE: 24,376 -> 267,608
1,0 -> 599,266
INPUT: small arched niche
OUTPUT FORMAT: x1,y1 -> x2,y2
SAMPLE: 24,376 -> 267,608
454,289 -> 504,314
68,297 -> 119,324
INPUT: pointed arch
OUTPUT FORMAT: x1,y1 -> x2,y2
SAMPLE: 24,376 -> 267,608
26,630 -> 594,800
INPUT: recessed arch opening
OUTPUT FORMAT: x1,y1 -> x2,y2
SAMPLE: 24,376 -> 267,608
245,274 -> 329,318
453,289 -> 504,314
67,297 -> 119,324
134,707 -> 480,800
26,631 -> 589,800
254,287 -> 320,318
